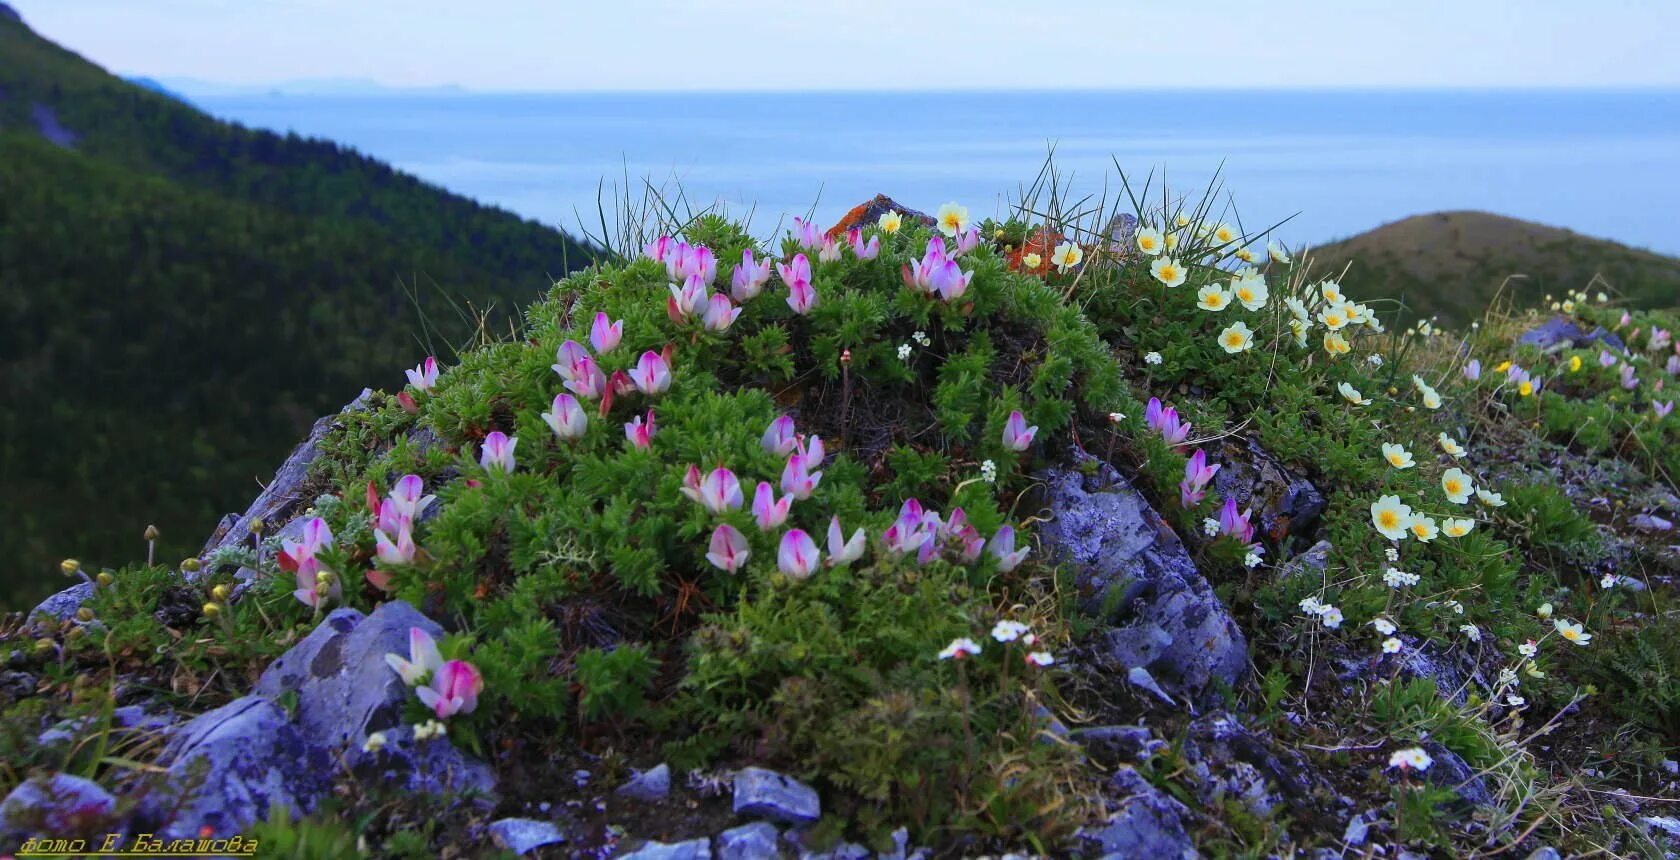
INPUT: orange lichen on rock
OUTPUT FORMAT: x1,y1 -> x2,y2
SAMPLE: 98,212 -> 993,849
826,193 -> 934,239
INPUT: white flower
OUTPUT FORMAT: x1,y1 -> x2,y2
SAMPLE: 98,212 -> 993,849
1320,606 -> 1344,629
1144,351 -> 1163,366
1150,257 -> 1188,289
1231,274 -> 1268,311
1387,747 -> 1433,772
1050,241 -> 1084,273
1203,518 -> 1222,536
1381,637 -> 1403,654
1553,619 -> 1592,646
979,459 -> 998,484
1536,602 -> 1553,618
1447,599 -> 1464,615
1441,468 -> 1474,504
1599,573 -> 1618,589
1459,624 -> 1481,642
1197,285 -> 1233,312
1372,617 -> 1397,635
1266,240 -> 1291,264
1477,488 -> 1505,508
912,330 -> 931,346
1381,443 -> 1415,470
991,619 -> 1031,643
938,637 -> 983,660
1108,412 -> 1125,424
413,719 -> 448,741
1518,640 -> 1539,658
1385,547 -> 1399,562
897,343 -> 913,360
362,731 -> 389,754
1371,494 -> 1413,541
1506,694 -> 1525,707
1299,596 -> 1328,615
1438,433 -> 1465,458
1338,382 -> 1371,406
1243,551 -> 1263,569
1383,567 -> 1420,588
1218,322 -> 1255,354
935,202 -> 971,237
1135,226 -> 1166,257
1367,354 -> 1384,367
1024,651 -> 1055,667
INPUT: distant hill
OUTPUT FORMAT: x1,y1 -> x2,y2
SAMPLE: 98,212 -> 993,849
0,9 -> 597,608
1310,211 -> 1680,324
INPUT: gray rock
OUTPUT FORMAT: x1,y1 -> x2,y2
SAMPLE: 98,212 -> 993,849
360,722 -> 496,803
1518,316 -> 1625,353
489,817 -> 567,855
143,695 -> 327,838
1035,448 -> 1247,704
1104,213 -> 1141,262
253,601 -> 437,763
1524,848 -> 1562,860
621,838 -> 712,860
1212,436 -> 1328,542
802,843 -> 869,860
716,822 -> 780,860
620,763 -> 672,802
26,581 -> 95,627
733,767 -> 820,825
825,194 -> 935,236
198,389 -> 372,572
1081,766 -> 1198,859
1070,725 -> 1166,763
1422,742 -> 1491,806
1631,513 -> 1674,533
0,773 -> 118,839
1278,540 -> 1333,579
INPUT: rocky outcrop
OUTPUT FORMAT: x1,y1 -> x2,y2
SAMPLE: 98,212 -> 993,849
1517,316 -> 1625,354
1035,448 -> 1247,705
824,194 -> 934,239
1212,436 -> 1327,544
1079,766 -> 1199,859
0,773 -> 118,840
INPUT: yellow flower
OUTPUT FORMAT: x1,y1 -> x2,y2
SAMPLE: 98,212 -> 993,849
1568,355 -> 1582,372
1442,517 -> 1475,537
878,211 -> 903,233
1438,433 -> 1465,458
1554,619 -> 1592,646
1440,467 -> 1473,504
1135,227 -> 1165,257
1175,213 -> 1191,228
1150,257 -> 1187,288
1323,331 -> 1351,356
1338,382 -> 1371,406
1409,515 -> 1439,542
1197,285 -> 1231,311
1212,223 -> 1237,245
1494,360 -> 1512,373
1371,495 -> 1413,541
935,202 -> 970,237
1218,321 -> 1255,354
1382,443 -> 1415,469
1517,379 -> 1534,397
1022,252 -> 1042,270
1050,241 -> 1084,273
1232,275 -> 1268,311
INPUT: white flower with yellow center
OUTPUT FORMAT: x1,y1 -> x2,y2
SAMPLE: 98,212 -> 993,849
1267,240 -> 1291,264
1197,285 -> 1232,312
1553,619 -> 1592,646
1175,212 -> 1192,228
1232,275 -> 1268,311
1477,488 -> 1505,508
878,211 -> 903,233
1050,241 -> 1084,273
1441,517 -> 1475,538
1212,223 -> 1237,245
1372,617 -> 1397,635
1349,303 -> 1376,326
1440,468 -> 1474,504
1317,304 -> 1350,331
1218,322 -> 1255,354
1285,296 -> 1310,324
1135,226 -> 1165,257
1234,247 -> 1256,263
1370,495 -> 1413,541
1022,252 -> 1042,269
1438,433 -> 1465,458
1381,637 -> 1403,654
1320,281 -> 1345,305
1289,318 -> 1310,348
1338,382 -> 1371,405
1409,515 -> 1439,543
1382,443 -> 1415,469
1324,331 -> 1351,356
935,202 -> 970,237
1388,747 -> 1433,772
1150,257 -> 1187,288
1537,602 -> 1552,618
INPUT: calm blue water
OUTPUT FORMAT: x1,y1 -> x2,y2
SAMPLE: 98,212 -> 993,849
192,90 -> 1680,254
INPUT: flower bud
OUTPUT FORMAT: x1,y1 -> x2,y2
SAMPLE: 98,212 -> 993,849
314,582 -> 331,598
75,608 -> 94,623
66,627 -> 85,641
96,572 -> 115,588
60,559 -> 81,576
316,570 -> 334,585
211,584 -> 231,603
180,558 -> 202,573
202,603 -> 221,617
35,638 -> 55,652
144,524 -> 160,541
249,518 -> 266,535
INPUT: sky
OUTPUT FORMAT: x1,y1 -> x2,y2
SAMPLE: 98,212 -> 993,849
15,0 -> 1680,92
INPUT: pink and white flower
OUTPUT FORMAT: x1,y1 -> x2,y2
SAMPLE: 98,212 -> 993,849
1002,410 -> 1038,452
543,393 -> 589,440
625,410 -> 656,449
1145,397 -> 1191,446
847,226 -> 880,260
479,431 -> 517,473
988,525 -> 1030,572
416,659 -> 483,719
731,249 -> 772,302
702,293 -> 742,332
761,415 -> 798,456
780,452 -> 823,500
668,276 -> 709,321
938,637 -> 982,660
681,466 -> 744,514
777,528 -> 820,579
385,626 -> 444,686
589,313 -> 623,353
630,350 -> 672,396
792,216 -> 823,250
1179,448 -> 1220,508
786,279 -> 818,315
826,516 -> 866,567
705,524 -> 751,573
406,356 -> 440,392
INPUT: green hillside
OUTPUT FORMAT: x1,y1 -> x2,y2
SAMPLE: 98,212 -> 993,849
0,8 -> 596,608
1311,210 -> 1680,323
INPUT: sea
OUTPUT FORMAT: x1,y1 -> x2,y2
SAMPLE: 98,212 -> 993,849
189,89 -> 1680,255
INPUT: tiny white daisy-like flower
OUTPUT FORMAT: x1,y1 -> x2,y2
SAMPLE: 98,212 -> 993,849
1204,518 -> 1222,536
1368,353 -> 1384,367
1218,322 -> 1255,354
1108,412 -> 1125,424
1150,257 -> 1188,288
1477,488 -> 1506,507
1243,551 -> 1263,569
1385,547 -> 1399,562
1298,596 -> 1327,615
1381,443 -> 1415,469
1600,573 -> 1618,589
1554,619 -> 1592,646
1498,667 -> 1519,688
1024,651 -> 1055,667
363,731 -> 389,754
1372,617 -> 1397,635
1459,624 -> 1481,642
1447,599 -> 1464,615
1438,433 -> 1465,458
912,330 -> 931,346
979,459 -> 998,483
1383,567 -> 1419,588
1144,351 -> 1163,366
1320,606 -> 1344,629
897,343 -> 913,360
1518,640 -> 1538,658
1387,747 -> 1433,772
1506,694 -> 1525,707
938,637 -> 983,660
1441,468 -> 1474,504
991,619 -> 1031,642
1381,637 -> 1403,654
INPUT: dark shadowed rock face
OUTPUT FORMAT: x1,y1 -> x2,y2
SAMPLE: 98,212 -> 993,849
1213,436 -> 1327,544
1034,448 -> 1247,704
1080,766 -> 1198,859
0,773 -> 118,840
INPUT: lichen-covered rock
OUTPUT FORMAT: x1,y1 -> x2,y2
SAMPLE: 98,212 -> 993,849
1035,448 -> 1247,704
1212,436 -> 1327,543
25,581 -> 94,626
622,837 -> 713,860
1080,766 -> 1199,859
488,817 -> 567,855
824,194 -> 934,239
619,762 -> 672,802
732,767 -> 820,825
1517,316 -> 1624,353
715,821 -> 780,860
1421,741 -> 1491,806
141,695 -> 326,838
0,773 -> 119,840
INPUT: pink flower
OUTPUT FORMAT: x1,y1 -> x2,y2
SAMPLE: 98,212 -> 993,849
792,216 -> 823,250
1218,497 -> 1255,543
1145,398 -> 1191,446
668,275 -> 709,321
952,228 -> 981,257
1002,410 -> 1038,452
927,258 -> 972,302
543,393 -> 588,440
988,525 -> 1030,572
826,516 -> 866,566
1655,400 -> 1674,420
589,313 -> 623,354
416,659 -> 483,719
817,235 -> 842,263
1179,448 -> 1220,508
1621,364 -> 1639,390
1600,349 -> 1618,368
562,356 -> 608,400
761,415 -> 798,456
776,253 -> 812,288
644,236 -> 674,263
631,350 -> 672,396
374,520 -> 416,567
900,238 -> 948,293
1462,359 -> 1480,381
883,499 -> 935,556
706,523 -> 751,573
552,340 -> 591,382
777,529 -> 820,579
847,226 -> 880,260
732,249 -> 772,302
1667,355 -> 1680,375
682,466 -> 743,514
1651,328 -> 1672,352
480,431 -> 517,473
384,475 -> 433,523
665,242 -> 717,285
780,452 -> 823,500
1619,311 -> 1632,328
406,356 -> 439,392
278,516 -> 333,579
385,627 -> 444,686
702,293 -> 742,332
752,482 -> 792,531
625,410 -> 656,449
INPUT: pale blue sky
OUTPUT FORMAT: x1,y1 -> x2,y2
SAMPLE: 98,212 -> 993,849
16,0 -> 1680,91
